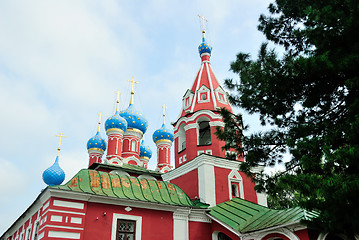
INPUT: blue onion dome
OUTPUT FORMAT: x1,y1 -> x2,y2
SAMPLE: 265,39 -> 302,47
120,104 -> 148,134
198,33 -> 212,56
140,140 -> 152,159
105,111 -> 128,133
87,131 -> 106,151
153,124 -> 174,143
42,156 -> 65,186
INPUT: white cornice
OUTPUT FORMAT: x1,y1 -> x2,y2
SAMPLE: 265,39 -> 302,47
163,154 -> 242,181
48,188 -> 190,213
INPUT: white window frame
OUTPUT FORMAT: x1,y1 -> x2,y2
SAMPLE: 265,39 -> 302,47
214,87 -> 228,104
205,149 -> 212,155
179,157 -> 183,164
228,169 -> 244,200
182,90 -> 194,109
197,85 -> 210,103
111,214 -> 142,240
183,154 -> 187,162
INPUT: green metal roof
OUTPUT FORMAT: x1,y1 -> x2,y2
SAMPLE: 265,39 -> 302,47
208,197 -> 318,233
51,169 -> 193,207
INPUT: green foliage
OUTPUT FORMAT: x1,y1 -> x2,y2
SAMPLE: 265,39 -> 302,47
216,0 -> 359,236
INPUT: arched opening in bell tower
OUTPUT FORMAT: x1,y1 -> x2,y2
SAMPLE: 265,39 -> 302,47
198,117 -> 211,146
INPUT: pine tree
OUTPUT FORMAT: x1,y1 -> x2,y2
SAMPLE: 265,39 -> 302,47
216,0 -> 359,235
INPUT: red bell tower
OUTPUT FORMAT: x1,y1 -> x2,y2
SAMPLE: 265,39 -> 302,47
172,28 -> 240,168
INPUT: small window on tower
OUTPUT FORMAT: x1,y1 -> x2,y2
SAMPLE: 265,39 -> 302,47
201,93 -> 207,100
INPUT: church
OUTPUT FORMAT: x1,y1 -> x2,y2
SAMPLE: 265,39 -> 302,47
1,26 -> 340,240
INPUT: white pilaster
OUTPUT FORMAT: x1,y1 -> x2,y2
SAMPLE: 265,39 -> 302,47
198,162 -> 216,206
173,209 -> 190,240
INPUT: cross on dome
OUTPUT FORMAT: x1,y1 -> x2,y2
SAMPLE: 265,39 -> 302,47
97,113 -> 102,132
114,90 -> 122,112
162,104 -> 167,124
128,76 -> 138,105
56,132 -> 67,156
198,14 -> 208,36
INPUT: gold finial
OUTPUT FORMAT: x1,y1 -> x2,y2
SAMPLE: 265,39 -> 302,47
56,132 -> 67,156
128,76 -> 138,105
162,104 -> 167,124
97,113 -> 102,132
114,90 -> 122,112
198,14 -> 208,38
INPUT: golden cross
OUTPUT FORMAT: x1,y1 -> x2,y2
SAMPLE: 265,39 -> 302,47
162,104 -> 167,124
97,113 -> 102,132
114,90 -> 122,111
56,132 -> 67,156
198,14 -> 208,33
128,76 -> 138,105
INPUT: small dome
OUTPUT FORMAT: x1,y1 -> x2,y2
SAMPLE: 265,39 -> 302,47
87,131 -> 106,151
153,124 -> 174,143
120,104 -> 148,134
139,140 -> 152,159
105,111 -> 128,133
198,37 -> 212,56
42,156 -> 65,186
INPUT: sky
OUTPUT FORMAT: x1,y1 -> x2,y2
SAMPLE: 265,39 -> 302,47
0,0 -> 273,234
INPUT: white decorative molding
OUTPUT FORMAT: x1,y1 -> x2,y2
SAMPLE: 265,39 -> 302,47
164,154 -> 264,181
182,89 -> 194,110
122,156 -> 142,167
111,213 -> 142,240
205,62 -> 218,109
214,86 -> 228,104
174,110 -> 222,131
53,200 -> 84,210
125,207 -> 132,212
209,121 -> 225,127
188,209 -> 211,223
42,201 -> 50,211
48,231 -> 81,239
110,170 -> 130,177
197,84 -> 210,103
183,123 -> 197,131
190,64 -> 205,113
50,215 -> 63,222
70,217 -> 82,224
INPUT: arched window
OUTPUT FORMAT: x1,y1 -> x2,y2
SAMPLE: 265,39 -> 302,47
178,124 -> 186,152
198,118 -> 211,145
